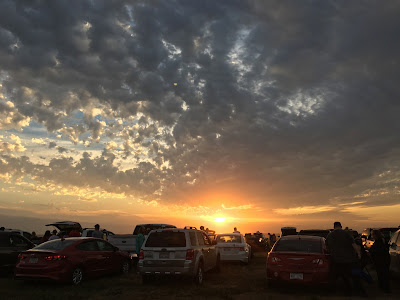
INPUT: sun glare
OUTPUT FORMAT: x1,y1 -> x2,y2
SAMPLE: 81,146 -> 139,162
215,217 -> 226,223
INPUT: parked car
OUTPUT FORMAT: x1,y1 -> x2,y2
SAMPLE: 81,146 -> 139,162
266,235 -> 330,285
108,223 -> 176,258
0,232 -> 34,273
82,228 -> 115,240
3,229 -> 33,241
216,233 -> 251,264
244,232 -> 267,252
46,221 -> 82,235
298,230 -> 330,238
389,229 -> 400,277
15,237 -> 131,284
137,227 -> 219,285
362,227 -> 398,250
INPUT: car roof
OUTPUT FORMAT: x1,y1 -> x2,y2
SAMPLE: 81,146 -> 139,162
279,235 -> 323,241
217,233 -> 242,236
136,224 -> 176,227
300,229 -> 330,231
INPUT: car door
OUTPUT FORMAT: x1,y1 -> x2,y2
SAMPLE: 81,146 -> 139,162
389,231 -> 400,274
75,240 -> 103,276
96,240 -> 120,274
201,232 -> 214,271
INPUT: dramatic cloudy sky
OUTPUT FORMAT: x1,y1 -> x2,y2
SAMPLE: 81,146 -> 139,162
1,0 -> 399,233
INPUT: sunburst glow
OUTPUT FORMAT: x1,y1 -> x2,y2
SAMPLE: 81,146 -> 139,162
215,217 -> 226,223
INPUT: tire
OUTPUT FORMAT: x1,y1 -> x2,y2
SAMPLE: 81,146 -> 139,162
71,267 -> 83,285
121,260 -> 130,275
194,262 -> 204,285
215,255 -> 221,273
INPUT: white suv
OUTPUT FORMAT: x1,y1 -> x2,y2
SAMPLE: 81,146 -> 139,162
137,227 -> 220,284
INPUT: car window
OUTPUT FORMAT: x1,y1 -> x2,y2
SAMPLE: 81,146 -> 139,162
0,235 -> 10,247
9,235 -> 29,247
145,231 -> 186,247
274,239 -> 322,253
76,240 -> 99,251
189,232 -> 197,246
85,230 -> 94,237
202,233 -> 211,245
35,239 -> 76,250
22,232 -> 32,240
217,235 -> 242,243
96,240 -> 114,251
197,232 -> 205,246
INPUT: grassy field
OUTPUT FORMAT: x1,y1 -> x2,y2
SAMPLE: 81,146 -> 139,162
0,253 -> 397,299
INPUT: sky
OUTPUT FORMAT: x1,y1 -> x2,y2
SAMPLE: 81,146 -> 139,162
1,0 -> 400,235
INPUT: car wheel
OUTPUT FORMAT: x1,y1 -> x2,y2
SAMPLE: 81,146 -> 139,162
194,262 -> 204,285
215,255 -> 221,273
71,267 -> 83,285
121,260 -> 130,275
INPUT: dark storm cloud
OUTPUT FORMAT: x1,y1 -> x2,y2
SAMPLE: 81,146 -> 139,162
1,0 -> 400,208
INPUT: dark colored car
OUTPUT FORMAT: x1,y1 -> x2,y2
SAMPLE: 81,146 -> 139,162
389,229 -> 400,277
0,232 -> 34,273
298,230 -> 330,238
266,235 -> 330,285
245,233 -> 267,252
15,237 -> 131,284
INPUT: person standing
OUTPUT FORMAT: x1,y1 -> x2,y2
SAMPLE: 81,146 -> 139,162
136,226 -> 146,257
48,230 -> 60,241
41,230 -> 51,243
233,227 -> 240,233
326,221 -> 364,297
92,224 -> 103,239
370,230 -> 391,294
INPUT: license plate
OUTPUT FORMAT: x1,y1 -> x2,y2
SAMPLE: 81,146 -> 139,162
159,252 -> 169,259
29,257 -> 38,264
290,273 -> 303,280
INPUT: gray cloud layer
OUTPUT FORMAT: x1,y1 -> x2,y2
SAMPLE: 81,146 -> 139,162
1,0 -> 400,209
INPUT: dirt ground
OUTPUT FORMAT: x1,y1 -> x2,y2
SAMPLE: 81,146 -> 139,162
0,253 -> 397,299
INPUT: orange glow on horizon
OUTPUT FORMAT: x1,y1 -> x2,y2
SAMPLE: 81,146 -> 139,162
215,217 -> 226,223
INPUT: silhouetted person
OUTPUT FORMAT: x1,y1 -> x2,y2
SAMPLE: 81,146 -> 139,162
233,227 -> 240,233
41,230 -> 51,243
136,226 -> 146,257
49,229 -> 59,241
326,221 -> 364,297
200,226 -> 205,231
370,230 -> 391,294
92,224 -> 103,239
0,227 -> 5,231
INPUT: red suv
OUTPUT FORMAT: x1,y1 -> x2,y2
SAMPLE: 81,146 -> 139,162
266,235 -> 330,285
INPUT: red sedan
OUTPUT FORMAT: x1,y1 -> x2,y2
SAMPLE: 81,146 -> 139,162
15,237 -> 131,284
266,235 -> 330,285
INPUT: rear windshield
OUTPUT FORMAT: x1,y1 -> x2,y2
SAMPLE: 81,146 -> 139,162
274,239 -> 321,253
299,230 -> 329,238
217,235 -> 241,243
145,231 -> 186,247
133,225 -> 176,235
34,240 -> 76,250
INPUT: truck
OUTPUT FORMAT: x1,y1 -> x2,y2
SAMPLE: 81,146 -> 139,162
107,224 -> 176,258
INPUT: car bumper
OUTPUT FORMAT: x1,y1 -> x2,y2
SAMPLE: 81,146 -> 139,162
220,252 -> 249,263
266,265 -> 330,284
15,264 -> 71,282
137,260 -> 195,276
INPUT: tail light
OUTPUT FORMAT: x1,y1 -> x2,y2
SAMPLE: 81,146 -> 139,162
259,238 -> 262,242
44,255 -> 67,261
312,259 -> 324,265
18,254 -> 26,260
139,249 -> 144,260
186,249 -> 195,260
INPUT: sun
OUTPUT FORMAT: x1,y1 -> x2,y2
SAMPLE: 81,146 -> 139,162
215,217 -> 226,223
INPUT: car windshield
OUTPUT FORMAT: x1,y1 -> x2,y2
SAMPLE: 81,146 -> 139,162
274,239 -> 321,253
145,231 -> 186,247
34,239 -> 76,250
217,235 -> 241,243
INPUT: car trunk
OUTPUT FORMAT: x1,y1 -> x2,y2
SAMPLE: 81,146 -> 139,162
218,244 -> 245,254
143,248 -> 187,267
18,250 -> 63,269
